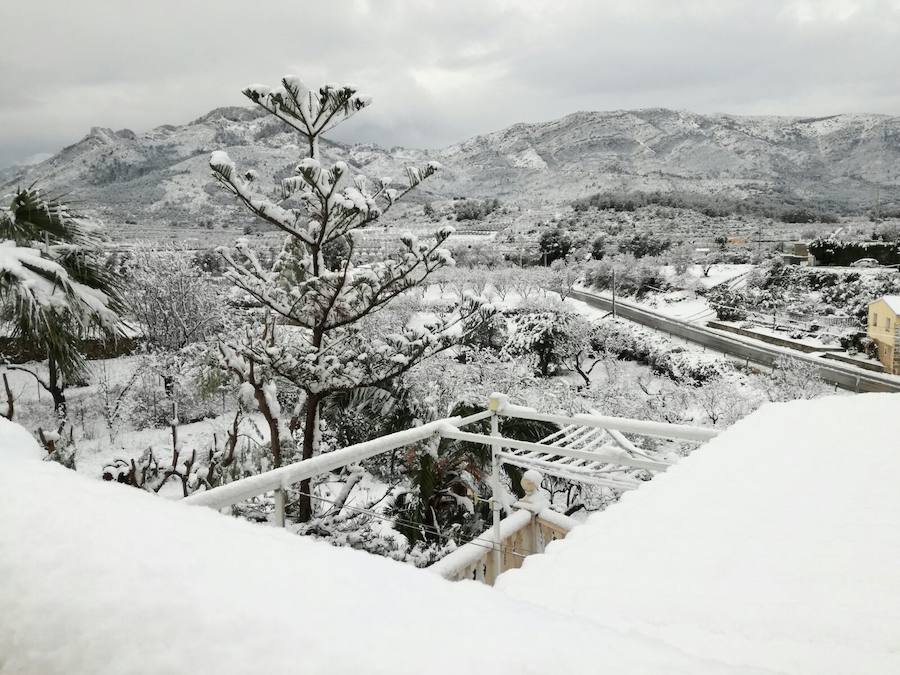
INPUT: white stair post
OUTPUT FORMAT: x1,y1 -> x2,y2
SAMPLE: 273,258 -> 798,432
274,487 -> 286,527
488,393 -> 507,581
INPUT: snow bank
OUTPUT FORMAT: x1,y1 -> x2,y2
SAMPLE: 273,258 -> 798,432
497,394 -> 900,675
0,423 -> 765,675
0,417 -> 42,463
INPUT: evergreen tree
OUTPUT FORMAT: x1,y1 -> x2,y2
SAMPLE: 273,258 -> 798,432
538,227 -> 572,265
210,76 -> 492,520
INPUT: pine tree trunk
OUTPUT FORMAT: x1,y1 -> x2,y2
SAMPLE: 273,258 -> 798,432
267,415 -> 282,469
297,391 -> 321,522
249,375 -> 283,468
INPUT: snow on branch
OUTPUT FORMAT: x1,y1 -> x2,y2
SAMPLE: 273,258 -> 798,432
243,77 -> 371,143
237,293 -> 496,395
210,151 -> 440,250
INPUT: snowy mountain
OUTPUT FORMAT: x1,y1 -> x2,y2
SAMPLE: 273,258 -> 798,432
4,106 -> 899,230
441,109 -> 900,210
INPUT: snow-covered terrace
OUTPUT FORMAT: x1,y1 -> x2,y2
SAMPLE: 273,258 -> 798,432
2,394 -> 898,673
1,415 -> 752,675
180,395 -> 714,584
498,393 -> 900,675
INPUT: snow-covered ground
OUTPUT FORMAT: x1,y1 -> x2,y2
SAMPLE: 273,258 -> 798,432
0,416 -> 765,675
1,356 -> 258,485
498,394 -> 900,675
574,264 -> 752,324
684,263 -> 753,289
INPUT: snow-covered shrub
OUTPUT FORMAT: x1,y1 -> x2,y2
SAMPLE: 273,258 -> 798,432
707,287 -> 749,320
504,310 -> 577,377
456,311 -> 508,361
618,231 -> 673,258
538,227 -> 573,264
36,426 -> 76,469
591,319 -> 731,384
94,360 -> 141,442
693,378 -> 761,426
763,356 -> 831,402
547,259 -> 582,301
102,409 -> 265,496
452,198 -> 500,222
123,244 -> 225,390
128,359 -> 221,429
585,254 -> 668,298
386,443 -> 487,546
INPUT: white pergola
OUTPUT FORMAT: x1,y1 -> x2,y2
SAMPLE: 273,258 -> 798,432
186,393 -> 719,579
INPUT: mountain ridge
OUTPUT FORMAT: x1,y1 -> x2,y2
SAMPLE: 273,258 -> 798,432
4,106 -> 899,228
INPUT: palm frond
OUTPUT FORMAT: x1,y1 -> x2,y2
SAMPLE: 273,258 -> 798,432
1,187 -> 93,245
0,187 -> 124,380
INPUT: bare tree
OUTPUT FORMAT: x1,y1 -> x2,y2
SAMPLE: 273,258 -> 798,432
547,259 -> 582,301
123,244 -> 224,399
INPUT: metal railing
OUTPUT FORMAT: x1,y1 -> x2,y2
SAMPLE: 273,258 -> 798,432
184,411 -> 492,522
185,394 -> 718,575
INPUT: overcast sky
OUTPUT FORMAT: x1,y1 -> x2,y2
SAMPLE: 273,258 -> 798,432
1,0 -> 898,167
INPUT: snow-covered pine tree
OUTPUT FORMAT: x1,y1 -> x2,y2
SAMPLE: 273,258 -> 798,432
210,76 -> 493,520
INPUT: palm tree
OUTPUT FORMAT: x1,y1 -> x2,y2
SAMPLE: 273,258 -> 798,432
0,186 -> 125,421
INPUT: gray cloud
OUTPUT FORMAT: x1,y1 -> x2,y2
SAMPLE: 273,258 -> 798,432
1,0 -> 899,167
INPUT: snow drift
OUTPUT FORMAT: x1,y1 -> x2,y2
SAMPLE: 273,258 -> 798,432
0,418 -> 762,675
497,394 -> 900,675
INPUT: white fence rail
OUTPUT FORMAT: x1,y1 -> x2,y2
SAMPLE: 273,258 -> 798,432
185,412 -> 490,516
184,394 -> 717,579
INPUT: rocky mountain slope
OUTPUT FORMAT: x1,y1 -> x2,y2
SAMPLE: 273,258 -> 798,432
4,106 -> 899,231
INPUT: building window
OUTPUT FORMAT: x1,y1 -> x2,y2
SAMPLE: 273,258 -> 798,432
887,317 -> 892,331
873,313 -> 878,327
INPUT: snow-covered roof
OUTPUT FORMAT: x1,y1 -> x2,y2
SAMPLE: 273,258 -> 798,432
497,394 -> 900,675
0,417 -> 761,675
875,294 -> 900,314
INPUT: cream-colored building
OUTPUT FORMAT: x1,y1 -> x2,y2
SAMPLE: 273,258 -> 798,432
867,296 -> 900,374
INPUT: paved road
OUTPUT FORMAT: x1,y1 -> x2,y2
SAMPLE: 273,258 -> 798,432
569,289 -> 900,394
